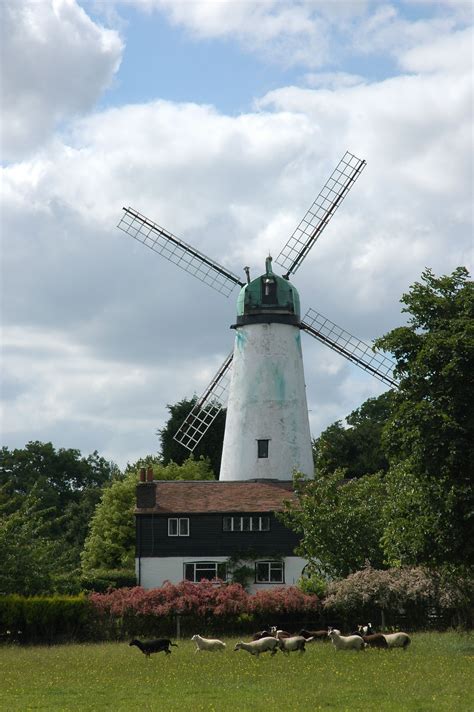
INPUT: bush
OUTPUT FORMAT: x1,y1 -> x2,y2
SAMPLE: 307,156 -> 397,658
80,569 -> 137,593
88,581 -> 320,638
0,594 -> 96,644
323,565 -> 473,630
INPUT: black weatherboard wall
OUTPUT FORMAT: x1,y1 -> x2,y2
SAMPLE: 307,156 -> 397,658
136,513 -> 300,557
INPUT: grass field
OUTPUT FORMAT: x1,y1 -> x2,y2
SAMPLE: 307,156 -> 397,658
0,632 -> 472,711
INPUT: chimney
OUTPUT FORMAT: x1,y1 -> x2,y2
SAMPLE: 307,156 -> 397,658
136,466 -> 156,508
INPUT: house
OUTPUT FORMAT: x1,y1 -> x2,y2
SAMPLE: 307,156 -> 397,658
135,475 -> 306,592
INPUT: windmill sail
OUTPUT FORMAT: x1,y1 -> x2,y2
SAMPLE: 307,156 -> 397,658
173,352 -> 233,452
301,308 -> 398,388
118,207 -> 244,297
276,151 -> 366,277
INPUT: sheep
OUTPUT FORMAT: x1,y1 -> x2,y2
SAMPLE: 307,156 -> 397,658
360,633 -> 388,649
383,632 -> 411,649
270,626 -> 291,639
299,628 -> 332,642
129,638 -> 178,657
358,623 -> 374,635
234,636 -> 279,657
252,629 -> 273,640
278,635 -> 309,654
328,628 -> 366,651
191,634 -> 226,652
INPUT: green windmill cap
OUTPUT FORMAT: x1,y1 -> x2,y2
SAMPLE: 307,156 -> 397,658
236,256 -> 300,318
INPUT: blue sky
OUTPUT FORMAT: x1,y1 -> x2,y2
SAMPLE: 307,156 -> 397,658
87,1 -> 417,113
1,0 -> 472,467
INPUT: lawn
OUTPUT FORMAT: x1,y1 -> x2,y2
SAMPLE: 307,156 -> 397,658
0,632 -> 472,711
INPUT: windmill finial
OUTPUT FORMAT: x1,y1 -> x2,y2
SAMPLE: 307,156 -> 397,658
265,255 -> 273,275
244,266 -> 251,284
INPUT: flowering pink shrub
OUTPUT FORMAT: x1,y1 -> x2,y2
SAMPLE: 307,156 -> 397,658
89,580 -> 250,620
249,586 -> 320,616
89,581 -> 319,625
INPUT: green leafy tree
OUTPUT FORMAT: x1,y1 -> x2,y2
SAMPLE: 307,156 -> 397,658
81,457 -> 215,573
0,442 -> 119,567
279,471 -> 387,579
0,489 -> 65,595
81,473 -> 137,573
158,397 -> 225,477
375,267 -> 473,566
313,392 -> 394,478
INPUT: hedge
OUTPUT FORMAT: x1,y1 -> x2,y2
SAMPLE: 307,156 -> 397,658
0,594 -> 97,644
1,568 -> 471,644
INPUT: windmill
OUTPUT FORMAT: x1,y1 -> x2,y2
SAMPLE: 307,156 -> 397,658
118,151 -> 397,482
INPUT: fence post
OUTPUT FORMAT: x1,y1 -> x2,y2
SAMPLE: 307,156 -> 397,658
381,609 -> 386,631
176,614 -> 181,641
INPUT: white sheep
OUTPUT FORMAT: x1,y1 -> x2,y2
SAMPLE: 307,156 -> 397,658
234,636 -> 279,657
278,635 -> 309,654
328,628 -> 366,651
191,634 -> 226,652
383,632 -> 411,649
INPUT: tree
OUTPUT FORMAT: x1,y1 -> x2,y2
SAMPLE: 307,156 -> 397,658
0,489 -> 65,595
313,392 -> 394,478
279,471 -> 387,579
0,441 -> 119,567
81,473 -> 137,572
375,267 -> 473,566
158,397 -> 226,477
81,457 -> 215,573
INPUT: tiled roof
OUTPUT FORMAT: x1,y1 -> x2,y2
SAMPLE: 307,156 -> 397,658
136,480 -> 296,514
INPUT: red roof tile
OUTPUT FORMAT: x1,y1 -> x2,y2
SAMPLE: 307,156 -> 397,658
136,480 -> 296,514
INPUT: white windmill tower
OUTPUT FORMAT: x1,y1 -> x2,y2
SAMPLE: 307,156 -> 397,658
118,152 -> 397,482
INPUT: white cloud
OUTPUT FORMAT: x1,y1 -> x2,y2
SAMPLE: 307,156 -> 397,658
399,25 -> 474,73
115,0 -> 367,68
112,0 -> 472,74
1,0 -> 123,160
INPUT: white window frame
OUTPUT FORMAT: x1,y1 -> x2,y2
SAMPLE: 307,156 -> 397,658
168,517 -> 189,536
223,516 -> 270,532
183,561 -> 227,582
255,560 -> 284,584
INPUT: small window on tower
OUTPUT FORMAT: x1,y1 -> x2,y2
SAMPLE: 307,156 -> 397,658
257,439 -> 269,458
262,277 -> 277,303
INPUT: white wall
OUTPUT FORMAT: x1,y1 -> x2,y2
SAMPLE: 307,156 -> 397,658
136,555 -> 307,593
220,322 -> 314,481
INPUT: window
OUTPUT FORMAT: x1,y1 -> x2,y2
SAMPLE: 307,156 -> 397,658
257,439 -> 269,458
223,516 -> 270,532
184,562 -> 227,582
255,561 -> 284,583
168,518 -> 189,536
262,277 -> 277,303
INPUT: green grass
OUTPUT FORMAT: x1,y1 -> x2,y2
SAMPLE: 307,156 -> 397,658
0,632 -> 472,711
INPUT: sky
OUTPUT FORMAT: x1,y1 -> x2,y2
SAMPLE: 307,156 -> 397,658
1,0 -> 472,470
